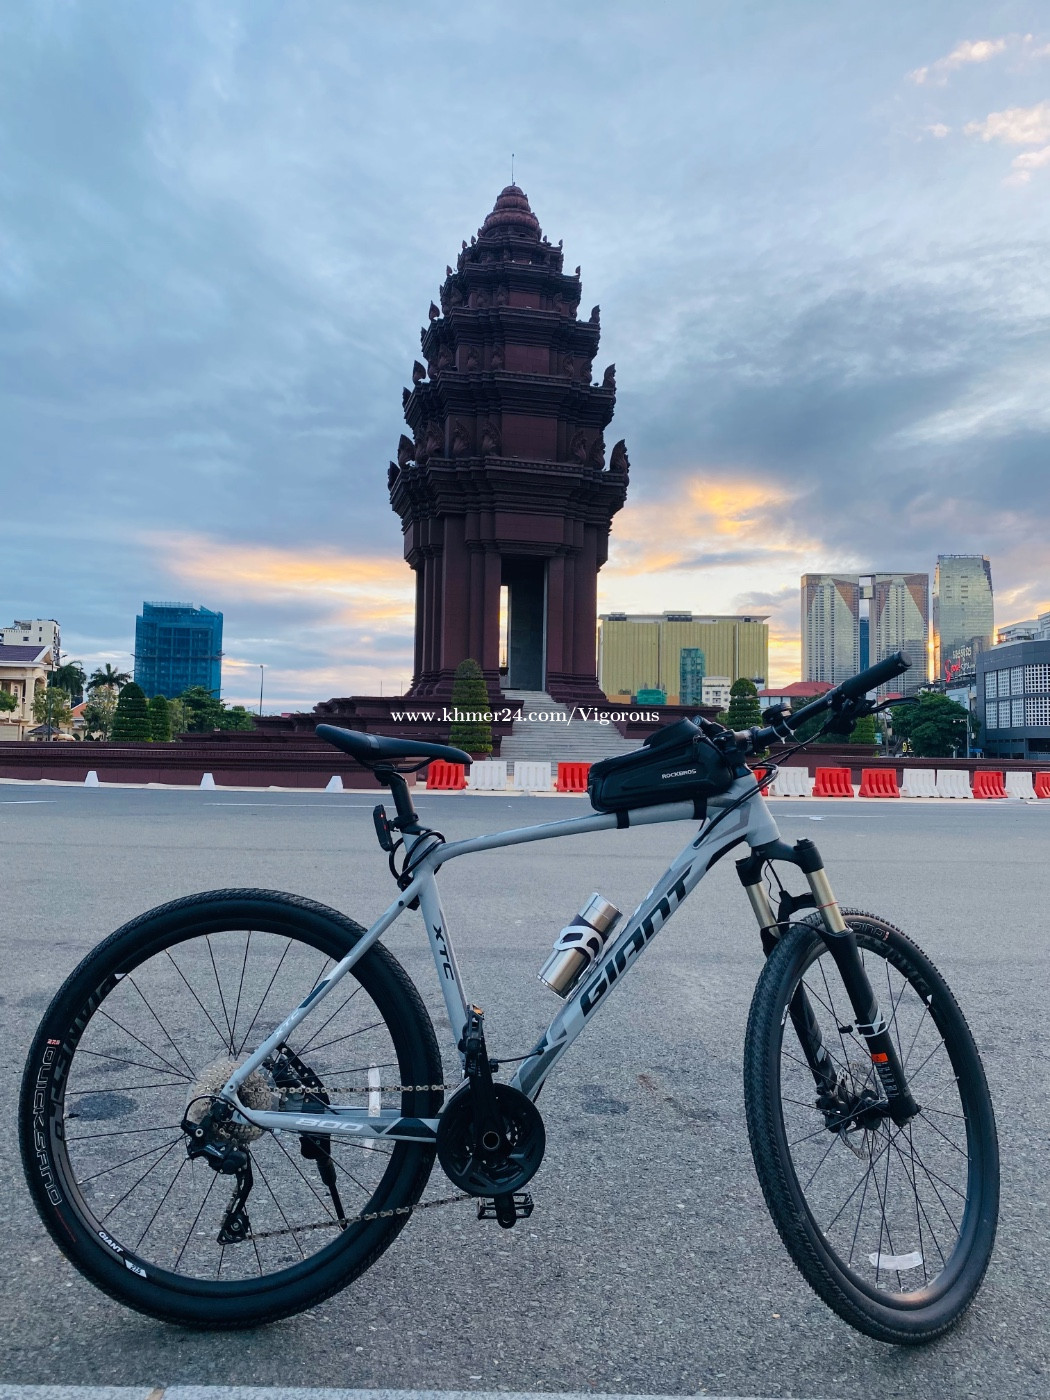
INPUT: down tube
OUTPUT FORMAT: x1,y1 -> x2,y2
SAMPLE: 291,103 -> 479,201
512,795 -> 776,1100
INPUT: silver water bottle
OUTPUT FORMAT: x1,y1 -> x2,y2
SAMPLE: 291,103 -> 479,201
538,893 -> 621,997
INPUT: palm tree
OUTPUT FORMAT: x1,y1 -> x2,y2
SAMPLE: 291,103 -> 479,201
88,663 -> 132,693
51,661 -> 87,704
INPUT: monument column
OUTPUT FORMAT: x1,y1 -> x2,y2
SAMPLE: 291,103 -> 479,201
388,185 -> 630,704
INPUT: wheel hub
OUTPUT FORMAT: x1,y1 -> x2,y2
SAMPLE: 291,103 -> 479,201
184,1056 -> 277,1145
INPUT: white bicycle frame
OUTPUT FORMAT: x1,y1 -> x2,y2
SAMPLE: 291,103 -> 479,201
221,777 -> 781,1142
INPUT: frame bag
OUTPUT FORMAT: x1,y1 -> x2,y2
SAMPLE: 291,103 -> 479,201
587,719 -> 735,814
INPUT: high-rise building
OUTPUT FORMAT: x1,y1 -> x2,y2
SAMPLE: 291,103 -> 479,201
801,575 -> 860,685
134,603 -> 223,700
933,556 -> 994,683
869,573 -> 929,696
2,618 -> 60,657
679,648 -> 706,706
598,613 -> 767,701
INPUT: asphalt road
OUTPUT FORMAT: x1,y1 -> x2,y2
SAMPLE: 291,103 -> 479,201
1,787 -> 1047,1399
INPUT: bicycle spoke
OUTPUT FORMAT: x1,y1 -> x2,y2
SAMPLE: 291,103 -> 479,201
127,973 -> 198,1078
235,938 -> 293,1055
163,949 -> 231,1053
206,935 -> 235,1051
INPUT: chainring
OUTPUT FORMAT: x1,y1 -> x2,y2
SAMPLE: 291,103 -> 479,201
436,1082 -> 545,1196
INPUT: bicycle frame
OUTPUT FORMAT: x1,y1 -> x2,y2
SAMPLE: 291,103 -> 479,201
220,776 -> 781,1142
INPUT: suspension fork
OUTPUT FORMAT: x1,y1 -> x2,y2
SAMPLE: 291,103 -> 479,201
737,840 -> 920,1125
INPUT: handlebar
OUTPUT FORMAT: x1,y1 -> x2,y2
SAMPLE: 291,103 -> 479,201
723,650 -> 912,755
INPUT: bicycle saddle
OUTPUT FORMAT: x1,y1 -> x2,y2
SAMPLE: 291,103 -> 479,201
316,724 -> 472,768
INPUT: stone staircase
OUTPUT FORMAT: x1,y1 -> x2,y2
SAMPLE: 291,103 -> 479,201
499,691 -> 639,766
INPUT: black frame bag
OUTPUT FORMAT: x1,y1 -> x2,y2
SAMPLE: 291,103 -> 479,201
587,718 -> 735,814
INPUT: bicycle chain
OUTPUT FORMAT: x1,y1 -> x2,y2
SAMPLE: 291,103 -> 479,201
248,1189 -> 471,1241
245,1080 -> 469,1243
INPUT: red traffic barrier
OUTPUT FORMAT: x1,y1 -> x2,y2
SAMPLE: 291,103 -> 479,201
813,766 -> 854,797
859,768 -> 900,798
972,770 -> 1006,799
1035,772 -> 1050,799
750,767 -> 768,784
556,761 -> 591,793
425,760 -> 466,790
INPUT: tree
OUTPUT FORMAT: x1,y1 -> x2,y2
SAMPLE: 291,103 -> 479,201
32,686 -> 72,734
221,705 -> 256,732
148,694 -> 172,742
848,713 -> 877,746
726,677 -> 762,730
448,658 -> 493,754
167,697 -> 187,736
177,687 -> 256,733
51,662 -> 86,704
81,690 -> 116,740
111,682 -> 153,741
0,690 -> 18,714
88,663 -> 131,693
179,686 -> 225,732
891,693 -> 969,758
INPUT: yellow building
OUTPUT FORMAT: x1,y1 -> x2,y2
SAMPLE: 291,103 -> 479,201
0,643 -> 54,740
598,612 -> 769,703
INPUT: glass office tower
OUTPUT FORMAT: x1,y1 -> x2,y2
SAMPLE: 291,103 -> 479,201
933,556 -> 994,683
134,602 -> 223,700
801,575 -> 860,684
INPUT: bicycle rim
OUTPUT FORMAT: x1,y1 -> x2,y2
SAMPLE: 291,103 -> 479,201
35,899 -> 434,1289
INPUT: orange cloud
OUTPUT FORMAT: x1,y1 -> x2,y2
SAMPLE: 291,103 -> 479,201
145,531 -> 414,629
607,475 -> 820,576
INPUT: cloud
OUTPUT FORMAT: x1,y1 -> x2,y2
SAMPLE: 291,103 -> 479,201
909,37 -> 1007,85
964,99 -> 1050,144
1006,143 -> 1050,183
926,123 -> 951,138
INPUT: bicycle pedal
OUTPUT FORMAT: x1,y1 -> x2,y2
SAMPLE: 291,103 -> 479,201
477,1192 -> 534,1227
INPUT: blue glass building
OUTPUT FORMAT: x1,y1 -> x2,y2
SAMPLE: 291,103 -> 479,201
134,602 -> 223,699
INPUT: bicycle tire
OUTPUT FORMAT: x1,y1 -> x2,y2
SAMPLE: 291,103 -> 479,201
19,888 -> 443,1328
744,910 -> 999,1344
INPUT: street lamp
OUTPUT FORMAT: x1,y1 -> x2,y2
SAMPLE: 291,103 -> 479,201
258,664 -> 265,716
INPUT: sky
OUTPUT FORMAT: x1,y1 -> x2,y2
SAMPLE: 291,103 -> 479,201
2,1 -> 1049,706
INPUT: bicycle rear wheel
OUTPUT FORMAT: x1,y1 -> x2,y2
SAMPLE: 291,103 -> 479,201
20,889 -> 443,1328
744,911 -> 998,1344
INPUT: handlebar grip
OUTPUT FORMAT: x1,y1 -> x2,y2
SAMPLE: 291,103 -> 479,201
838,650 -> 911,701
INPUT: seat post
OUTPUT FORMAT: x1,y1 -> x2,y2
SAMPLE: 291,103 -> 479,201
379,767 -> 420,832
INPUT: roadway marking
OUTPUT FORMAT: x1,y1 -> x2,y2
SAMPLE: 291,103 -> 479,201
0,1390 -> 841,1400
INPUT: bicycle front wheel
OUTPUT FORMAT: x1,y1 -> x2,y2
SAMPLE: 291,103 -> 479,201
744,911 -> 998,1344
20,889 -> 443,1328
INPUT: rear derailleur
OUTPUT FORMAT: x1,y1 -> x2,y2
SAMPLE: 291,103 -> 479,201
436,1006 -> 545,1228
180,1098 -> 256,1244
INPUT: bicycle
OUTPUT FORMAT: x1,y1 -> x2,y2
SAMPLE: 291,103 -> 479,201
20,651 -> 999,1343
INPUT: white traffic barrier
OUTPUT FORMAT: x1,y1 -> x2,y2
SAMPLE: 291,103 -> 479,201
200,773 -> 216,789
84,770 -> 100,787
512,760 -> 553,792
1005,771 -> 1035,800
467,759 -> 508,791
771,766 -> 811,797
935,769 -> 972,799
325,775 -> 344,792
901,768 -> 937,798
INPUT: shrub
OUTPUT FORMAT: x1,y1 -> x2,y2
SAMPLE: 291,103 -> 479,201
726,677 -> 762,730
111,682 -> 153,741
148,694 -> 172,742
449,659 -> 493,754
